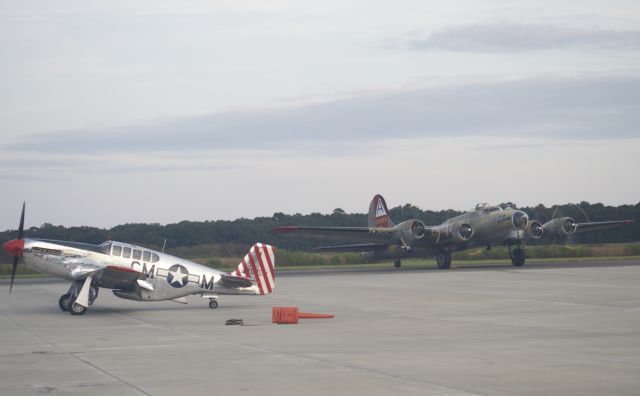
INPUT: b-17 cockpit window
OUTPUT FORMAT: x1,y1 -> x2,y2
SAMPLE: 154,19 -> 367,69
133,249 -> 142,260
112,245 -> 122,257
482,206 -> 502,214
122,247 -> 132,259
151,253 -> 160,263
143,251 -> 151,262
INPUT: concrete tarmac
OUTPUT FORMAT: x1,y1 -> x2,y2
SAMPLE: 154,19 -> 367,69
1,260 -> 639,395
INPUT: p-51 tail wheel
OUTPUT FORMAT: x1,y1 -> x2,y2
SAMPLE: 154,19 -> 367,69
209,299 -> 218,309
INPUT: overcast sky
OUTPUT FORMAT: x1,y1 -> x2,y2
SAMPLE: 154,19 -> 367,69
1,1 -> 639,231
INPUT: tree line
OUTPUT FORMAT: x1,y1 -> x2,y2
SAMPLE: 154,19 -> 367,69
1,201 -> 639,264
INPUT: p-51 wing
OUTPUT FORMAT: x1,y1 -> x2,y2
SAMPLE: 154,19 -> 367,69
56,253 -> 146,291
89,266 -> 146,291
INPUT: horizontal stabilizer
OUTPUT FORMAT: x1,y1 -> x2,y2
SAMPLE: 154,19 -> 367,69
219,274 -> 253,289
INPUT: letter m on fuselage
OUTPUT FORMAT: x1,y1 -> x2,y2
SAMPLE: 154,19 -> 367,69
201,274 -> 215,290
142,263 -> 155,279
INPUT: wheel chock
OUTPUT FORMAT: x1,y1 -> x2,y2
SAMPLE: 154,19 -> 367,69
272,306 -> 335,324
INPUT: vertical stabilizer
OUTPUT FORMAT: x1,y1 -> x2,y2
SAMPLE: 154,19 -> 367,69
368,194 -> 395,228
230,243 -> 276,295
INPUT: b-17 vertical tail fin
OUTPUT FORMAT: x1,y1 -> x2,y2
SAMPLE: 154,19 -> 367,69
230,243 -> 276,295
368,194 -> 395,228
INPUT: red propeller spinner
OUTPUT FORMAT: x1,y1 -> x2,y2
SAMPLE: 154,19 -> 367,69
3,239 -> 24,256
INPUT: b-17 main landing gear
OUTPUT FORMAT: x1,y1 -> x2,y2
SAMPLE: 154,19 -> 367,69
435,250 -> 451,269
510,245 -> 526,267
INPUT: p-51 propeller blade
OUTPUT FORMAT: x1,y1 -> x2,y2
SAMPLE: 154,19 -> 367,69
3,202 -> 25,294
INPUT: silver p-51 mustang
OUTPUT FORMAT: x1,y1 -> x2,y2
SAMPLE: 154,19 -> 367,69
3,204 -> 276,315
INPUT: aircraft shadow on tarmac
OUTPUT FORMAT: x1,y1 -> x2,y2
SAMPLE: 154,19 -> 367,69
279,259 -> 640,277
2,297 -> 267,316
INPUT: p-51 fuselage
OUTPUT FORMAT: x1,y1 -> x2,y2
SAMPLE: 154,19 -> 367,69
4,205 -> 276,316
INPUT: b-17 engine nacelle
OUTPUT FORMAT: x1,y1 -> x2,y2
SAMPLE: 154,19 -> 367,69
542,217 -> 577,237
397,219 -> 426,247
525,220 -> 544,239
449,222 -> 473,243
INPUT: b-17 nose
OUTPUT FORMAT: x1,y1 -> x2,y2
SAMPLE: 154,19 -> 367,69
3,239 -> 24,256
512,211 -> 529,229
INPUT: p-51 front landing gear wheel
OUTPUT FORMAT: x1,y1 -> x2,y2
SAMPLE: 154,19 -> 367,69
209,299 -> 218,309
69,302 -> 87,316
58,294 -> 71,312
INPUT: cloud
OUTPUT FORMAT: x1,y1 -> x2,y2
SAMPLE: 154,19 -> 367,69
4,74 -> 639,156
406,23 -> 640,53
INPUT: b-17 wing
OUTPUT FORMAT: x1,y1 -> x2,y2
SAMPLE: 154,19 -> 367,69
273,226 -> 397,243
526,217 -> 635,239
273,219 -> 472,252
311,243 -> 391,253
575,220 -> 635,232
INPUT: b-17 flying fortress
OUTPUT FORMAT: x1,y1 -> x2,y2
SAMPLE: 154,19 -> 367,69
273,194 -> 634,269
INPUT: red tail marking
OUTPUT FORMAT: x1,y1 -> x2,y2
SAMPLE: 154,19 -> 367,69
374,197 -> 390,227
254,245 -> 272,294
247,252 -> 264,295
262,245 -> 275,280
241,259 -> 251,278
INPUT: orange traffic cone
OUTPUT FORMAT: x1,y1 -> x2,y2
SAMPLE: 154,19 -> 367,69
272,306 -> 335,324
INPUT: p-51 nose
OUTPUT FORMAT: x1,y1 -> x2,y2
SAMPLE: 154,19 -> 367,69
3,239 -> 24,256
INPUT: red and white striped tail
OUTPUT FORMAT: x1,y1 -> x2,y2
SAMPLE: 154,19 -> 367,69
230,243 -> 276,295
